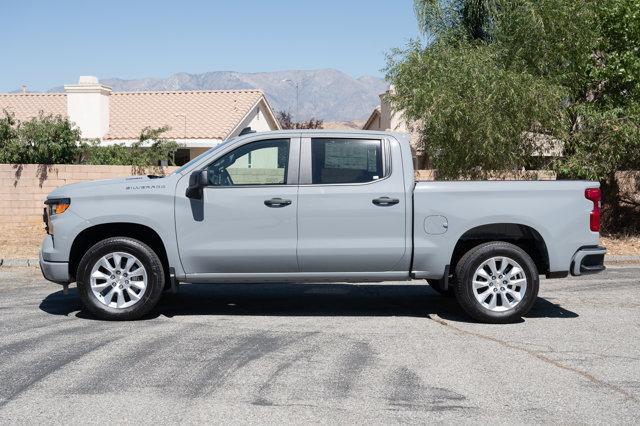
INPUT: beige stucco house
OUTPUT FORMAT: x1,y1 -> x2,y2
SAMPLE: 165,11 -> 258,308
362,86 -> 428,169
0,76 -> 281,164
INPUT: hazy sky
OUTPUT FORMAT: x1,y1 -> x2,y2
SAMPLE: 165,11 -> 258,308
1,0 -> 421,92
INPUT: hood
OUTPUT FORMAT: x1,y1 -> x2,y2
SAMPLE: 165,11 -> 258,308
46,175 -> 172,199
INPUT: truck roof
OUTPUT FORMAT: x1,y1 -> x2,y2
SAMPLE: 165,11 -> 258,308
240,128 -> 410,141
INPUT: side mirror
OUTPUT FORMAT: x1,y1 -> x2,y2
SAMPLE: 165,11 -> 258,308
186,170 -> 208,199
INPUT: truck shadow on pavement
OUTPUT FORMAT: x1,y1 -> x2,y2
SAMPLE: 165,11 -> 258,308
39,282 -> 578,323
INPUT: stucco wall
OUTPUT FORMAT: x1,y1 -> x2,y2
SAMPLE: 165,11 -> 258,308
229,100 -> 280,139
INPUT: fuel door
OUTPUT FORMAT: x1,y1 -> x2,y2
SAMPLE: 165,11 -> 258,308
424,215 -> 448,235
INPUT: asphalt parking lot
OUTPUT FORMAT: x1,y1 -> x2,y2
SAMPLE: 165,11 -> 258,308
0,266 -> 638,424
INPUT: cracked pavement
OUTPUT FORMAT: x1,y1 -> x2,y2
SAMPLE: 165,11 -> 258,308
0,266 -> 638,423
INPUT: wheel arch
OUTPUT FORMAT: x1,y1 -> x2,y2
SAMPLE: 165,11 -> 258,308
450,223 -> 549,276
69,222 -> 169,281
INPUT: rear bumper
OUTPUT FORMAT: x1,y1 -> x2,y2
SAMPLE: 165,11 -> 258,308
39,251 -> 70,284
570,246 -> 607,276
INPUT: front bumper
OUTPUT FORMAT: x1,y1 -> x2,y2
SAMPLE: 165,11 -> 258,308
570,246 -> 607,276
39,251 -> 70,284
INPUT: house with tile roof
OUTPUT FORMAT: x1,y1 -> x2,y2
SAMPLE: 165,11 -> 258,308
0,76 -> 281,164
362,86 -> 426,169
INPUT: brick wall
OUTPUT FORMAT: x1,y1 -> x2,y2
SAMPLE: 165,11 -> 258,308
0,164 -> 177,258
414,169 -> 558,181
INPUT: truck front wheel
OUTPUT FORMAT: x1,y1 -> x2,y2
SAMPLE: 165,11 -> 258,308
76,237 -> 165,320
454,242 -> 539,323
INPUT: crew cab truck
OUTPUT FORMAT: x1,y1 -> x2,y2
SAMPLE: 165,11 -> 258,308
39,130 -> 606,323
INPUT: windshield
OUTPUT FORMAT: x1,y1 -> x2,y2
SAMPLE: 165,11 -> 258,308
172,137 -> 237,175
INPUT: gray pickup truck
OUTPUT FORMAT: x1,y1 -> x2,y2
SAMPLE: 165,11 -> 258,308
39,130 -> 606,322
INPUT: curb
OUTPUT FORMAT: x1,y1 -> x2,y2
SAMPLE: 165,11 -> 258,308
606,255 -> 640,262
0,258 -> 39,267
0,255 -> 639,269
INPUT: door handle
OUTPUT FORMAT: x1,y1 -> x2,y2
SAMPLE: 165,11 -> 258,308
264,197 -> 292,208
372,197 -> 399,206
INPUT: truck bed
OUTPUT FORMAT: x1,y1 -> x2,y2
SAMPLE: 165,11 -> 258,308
411,180 -> 600,278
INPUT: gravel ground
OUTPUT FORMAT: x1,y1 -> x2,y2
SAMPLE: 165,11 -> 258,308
0,266 -> 638,424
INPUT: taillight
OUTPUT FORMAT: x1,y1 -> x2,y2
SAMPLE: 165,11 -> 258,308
585,188 -> 601,232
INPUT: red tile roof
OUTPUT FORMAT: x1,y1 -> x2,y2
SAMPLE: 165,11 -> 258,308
0,93 -> 67,120
0,89 -> 268,140
105,90 -> 265,140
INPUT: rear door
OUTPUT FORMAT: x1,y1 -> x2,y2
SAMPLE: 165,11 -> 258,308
296,137 -> 407,272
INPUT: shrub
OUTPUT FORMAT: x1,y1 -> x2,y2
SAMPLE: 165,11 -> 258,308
1,111 -> 181,167
0,111 -> 81,164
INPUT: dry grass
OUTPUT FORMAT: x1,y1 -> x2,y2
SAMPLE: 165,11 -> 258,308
0,223 -> 44,259
600,235 -> 640,256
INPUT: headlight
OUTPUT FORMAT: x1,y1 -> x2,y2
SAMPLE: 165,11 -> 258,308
45,198 -> 71,215
43,198 -> 71,234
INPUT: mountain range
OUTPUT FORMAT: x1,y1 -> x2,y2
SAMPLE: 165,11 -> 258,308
50,69 -> 388,122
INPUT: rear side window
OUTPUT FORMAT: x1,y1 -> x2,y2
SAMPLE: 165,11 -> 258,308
311,138 -> 383,184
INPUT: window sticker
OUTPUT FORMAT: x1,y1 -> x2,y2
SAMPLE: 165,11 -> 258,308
325,142 -> 369,169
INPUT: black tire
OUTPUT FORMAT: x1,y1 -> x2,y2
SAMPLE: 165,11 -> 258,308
76,237 -> 165,320
427,279 -> 455,297
454,241 -> 539,324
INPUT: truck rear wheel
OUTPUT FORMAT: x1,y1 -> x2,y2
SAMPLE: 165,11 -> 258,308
76,237 -> 165,320
454,242 -> 539,323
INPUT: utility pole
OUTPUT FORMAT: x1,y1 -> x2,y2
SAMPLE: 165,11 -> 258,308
282,79 -> 300,121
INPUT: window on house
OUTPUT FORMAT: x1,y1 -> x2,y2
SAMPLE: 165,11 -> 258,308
311,138 -> 383,184
207,139 -> 289,186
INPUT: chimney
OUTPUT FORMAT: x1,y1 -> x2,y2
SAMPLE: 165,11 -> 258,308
380,85 -> 393,131
64,76 -> 112,139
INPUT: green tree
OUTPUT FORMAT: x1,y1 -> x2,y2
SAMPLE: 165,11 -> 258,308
0,112 -> 19,154
589,0 -> 640,108
389,0 -> 639,175
387,41 -> 565,178
0,111 -> 181,169
0,111 -> 81,164
390,0 -> 640,229
414,0 -> 500,42
276,110 -> 323,129
552,0 -> 640,229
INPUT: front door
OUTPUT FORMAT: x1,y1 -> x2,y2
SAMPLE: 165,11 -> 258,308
175,137 -> 300,275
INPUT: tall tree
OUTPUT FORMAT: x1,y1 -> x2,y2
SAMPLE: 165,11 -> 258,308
389,0 -> 640,230
414,0 -> 500,41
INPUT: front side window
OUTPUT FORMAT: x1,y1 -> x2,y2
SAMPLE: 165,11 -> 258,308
207,139 -> 289,186
311,138 -> 383,184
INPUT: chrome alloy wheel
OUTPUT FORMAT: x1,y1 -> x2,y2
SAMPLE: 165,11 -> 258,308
89,252 -> 148,309
472,256 -> 527,312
